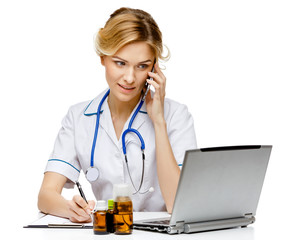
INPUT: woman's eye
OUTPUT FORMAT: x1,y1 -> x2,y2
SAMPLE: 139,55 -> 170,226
138,64 -> 148,69
115,61 -> 125,66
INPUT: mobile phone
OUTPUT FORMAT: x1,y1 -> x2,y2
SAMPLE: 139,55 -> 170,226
142,63 -> 155,101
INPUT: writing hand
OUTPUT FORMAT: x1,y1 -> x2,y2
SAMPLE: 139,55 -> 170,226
67,195 -> 95,223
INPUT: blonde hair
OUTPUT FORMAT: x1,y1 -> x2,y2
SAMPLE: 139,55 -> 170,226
95,7 -> 170,61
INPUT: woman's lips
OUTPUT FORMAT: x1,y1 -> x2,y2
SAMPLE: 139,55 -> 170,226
118,83 -> 136,93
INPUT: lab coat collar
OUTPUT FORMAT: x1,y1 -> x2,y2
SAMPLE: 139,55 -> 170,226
83,89 -> 108,116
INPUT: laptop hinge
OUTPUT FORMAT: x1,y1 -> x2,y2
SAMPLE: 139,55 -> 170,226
168,221 -> 185,234
183,217 -> 256,233
244,213 -> 254,218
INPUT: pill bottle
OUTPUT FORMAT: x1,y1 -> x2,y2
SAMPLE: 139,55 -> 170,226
113,184 -> 133,235
106,199 -> 114,233
93,200 -> 108,235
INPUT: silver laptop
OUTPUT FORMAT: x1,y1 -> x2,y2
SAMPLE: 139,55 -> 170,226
134,145 -> 272,234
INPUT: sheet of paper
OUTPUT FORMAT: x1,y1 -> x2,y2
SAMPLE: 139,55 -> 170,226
27,213 -> 93,227
25,212 -> 169,228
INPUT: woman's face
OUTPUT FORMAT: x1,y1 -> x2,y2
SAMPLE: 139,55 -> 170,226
101,41 -> 154,104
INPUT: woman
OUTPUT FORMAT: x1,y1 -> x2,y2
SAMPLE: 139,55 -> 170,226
38,7 -> 197,223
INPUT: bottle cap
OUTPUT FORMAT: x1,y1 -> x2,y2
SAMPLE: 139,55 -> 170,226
96,200 -> 106,211
113,184 -> 132,200
108,199 -> 114,209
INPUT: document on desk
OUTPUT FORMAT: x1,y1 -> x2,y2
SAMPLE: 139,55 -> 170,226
24,212 -> 169,229
24,213 -> 93,228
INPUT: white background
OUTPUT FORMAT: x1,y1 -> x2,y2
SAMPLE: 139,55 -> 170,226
0,0 -> 286,238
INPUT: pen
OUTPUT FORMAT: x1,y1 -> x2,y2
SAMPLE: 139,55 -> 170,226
75,181 -> 88,204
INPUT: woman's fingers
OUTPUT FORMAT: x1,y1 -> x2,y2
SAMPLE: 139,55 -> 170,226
147,72 -> 166,98
148,64 -> 166,90
88,200 -> 96,211
67,195 -> 93,222
146,77 -> 159,90
154,63 -> 166,81
69,215 -> 92,223
74,195 -> 91,212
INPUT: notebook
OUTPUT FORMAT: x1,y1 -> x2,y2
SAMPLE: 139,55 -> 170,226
133,145 -> 272,234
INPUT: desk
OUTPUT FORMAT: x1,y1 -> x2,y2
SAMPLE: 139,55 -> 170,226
5,211 -> 285,239
17,212 -> 256,240
20,226 -> 255,240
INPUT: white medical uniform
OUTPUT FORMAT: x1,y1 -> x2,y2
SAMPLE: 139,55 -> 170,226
45,89 -> 197,211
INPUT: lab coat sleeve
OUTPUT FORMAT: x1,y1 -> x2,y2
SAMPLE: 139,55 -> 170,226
44,106 -> 81,188
167,103 -> 197,166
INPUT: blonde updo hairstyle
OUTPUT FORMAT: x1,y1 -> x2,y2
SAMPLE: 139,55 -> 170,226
95,7 -> 169,62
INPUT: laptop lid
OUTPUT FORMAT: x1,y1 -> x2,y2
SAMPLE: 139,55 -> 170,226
170,145 -> 272,225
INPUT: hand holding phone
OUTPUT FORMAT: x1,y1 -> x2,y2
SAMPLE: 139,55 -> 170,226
142,64 -> 155,101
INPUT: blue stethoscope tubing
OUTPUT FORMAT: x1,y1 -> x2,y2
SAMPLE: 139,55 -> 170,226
86,89 -> 147,194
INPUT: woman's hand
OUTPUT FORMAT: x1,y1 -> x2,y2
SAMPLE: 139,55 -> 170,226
145,63 -> 166,125
67,195 -> 95,223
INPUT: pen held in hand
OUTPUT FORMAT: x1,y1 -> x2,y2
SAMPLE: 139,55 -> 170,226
75,181 -> 88,204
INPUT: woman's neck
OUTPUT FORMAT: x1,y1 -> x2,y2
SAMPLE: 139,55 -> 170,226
107,93 -> 141,120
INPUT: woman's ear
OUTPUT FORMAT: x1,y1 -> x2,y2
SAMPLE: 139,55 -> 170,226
100,56 -> 105,66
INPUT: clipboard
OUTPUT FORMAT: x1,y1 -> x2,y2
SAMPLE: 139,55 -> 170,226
24,213 -> 93,229
24,212 -> 169,229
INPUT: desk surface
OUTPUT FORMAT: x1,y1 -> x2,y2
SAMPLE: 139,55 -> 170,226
12,212 -> 285,240
20,226 -> 254,240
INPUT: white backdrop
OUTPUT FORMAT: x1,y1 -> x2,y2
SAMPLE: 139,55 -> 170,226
0,0 -> 286,238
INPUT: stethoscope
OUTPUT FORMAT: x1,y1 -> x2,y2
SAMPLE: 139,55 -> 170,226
85,88 -> 154,194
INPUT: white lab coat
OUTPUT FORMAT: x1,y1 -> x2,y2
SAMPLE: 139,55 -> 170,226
45,89 -> 197,211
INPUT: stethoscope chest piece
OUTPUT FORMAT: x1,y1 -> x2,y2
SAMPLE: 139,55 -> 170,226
86,167 -> 100,182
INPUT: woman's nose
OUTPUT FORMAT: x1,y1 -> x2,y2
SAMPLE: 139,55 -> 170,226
124,67 -> 135,84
